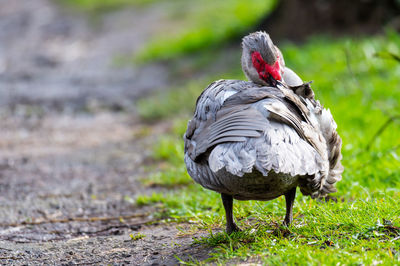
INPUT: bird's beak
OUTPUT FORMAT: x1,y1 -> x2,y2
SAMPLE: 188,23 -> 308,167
267,74 -> 277,87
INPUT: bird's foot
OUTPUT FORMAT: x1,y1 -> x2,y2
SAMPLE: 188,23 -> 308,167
226,223 -> 241,234
282,217 -> 292,227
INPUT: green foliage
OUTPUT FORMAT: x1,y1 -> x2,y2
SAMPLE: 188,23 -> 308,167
137,31 -> 400,264
135,0 -> 277,62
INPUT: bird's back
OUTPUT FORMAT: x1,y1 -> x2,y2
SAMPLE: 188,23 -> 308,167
184,79 -> 342,200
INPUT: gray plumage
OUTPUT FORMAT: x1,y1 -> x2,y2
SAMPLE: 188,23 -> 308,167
184,80 -> 342,198
183,32 -> 343,233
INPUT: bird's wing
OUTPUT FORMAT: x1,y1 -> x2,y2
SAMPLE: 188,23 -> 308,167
185,80 -> 286,161
191,106 -> 268,160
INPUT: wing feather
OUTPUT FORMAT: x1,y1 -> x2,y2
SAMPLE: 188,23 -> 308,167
190,107 -> 268,160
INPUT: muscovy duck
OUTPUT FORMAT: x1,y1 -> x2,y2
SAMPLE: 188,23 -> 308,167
184,32 -> 343,233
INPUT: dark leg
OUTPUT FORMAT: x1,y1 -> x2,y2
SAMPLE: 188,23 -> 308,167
283,187 -> 297,226
221,193 -> 240,234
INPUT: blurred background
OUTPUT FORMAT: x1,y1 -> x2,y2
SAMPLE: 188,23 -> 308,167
0,0 -> 399,264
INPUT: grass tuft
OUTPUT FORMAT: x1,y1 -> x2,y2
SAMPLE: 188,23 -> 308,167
129,232 -> 146,241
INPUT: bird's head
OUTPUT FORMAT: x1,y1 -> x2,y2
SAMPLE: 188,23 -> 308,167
241,31 -> 285,86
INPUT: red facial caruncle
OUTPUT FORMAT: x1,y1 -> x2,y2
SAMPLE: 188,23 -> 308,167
251,51 -> 281,82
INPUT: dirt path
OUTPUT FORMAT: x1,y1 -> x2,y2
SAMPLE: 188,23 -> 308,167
0,1 -> 210,264
0,112 -> 210,265
0,0 -> 169,110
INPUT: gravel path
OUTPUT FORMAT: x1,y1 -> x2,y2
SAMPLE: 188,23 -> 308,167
0,1 -> 211,264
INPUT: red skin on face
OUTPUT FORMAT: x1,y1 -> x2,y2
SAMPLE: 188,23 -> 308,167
251,51 -> 282,81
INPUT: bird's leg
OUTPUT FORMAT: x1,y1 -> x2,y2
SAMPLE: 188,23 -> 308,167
283,187 -> 297,226
221,193 -> 240,234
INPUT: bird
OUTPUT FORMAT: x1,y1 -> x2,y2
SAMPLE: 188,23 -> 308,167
183,31 -> 343,234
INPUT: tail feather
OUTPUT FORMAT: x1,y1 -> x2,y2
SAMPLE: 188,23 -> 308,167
316,108 -> 343,196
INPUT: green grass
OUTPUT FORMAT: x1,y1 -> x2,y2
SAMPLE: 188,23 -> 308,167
138,120 -> 195,188
60,0 -> 276,62
136,80 -> 208,122
129,232 -> 146,241
135,0 -> 277,62
195,196 -> 400,265
137,31 -> 400,264
59,0 -> 156,13
136,186 -> 399,264
141,131 -> 193,187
